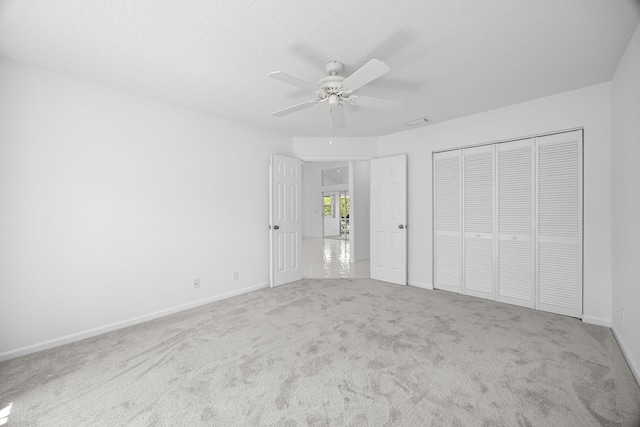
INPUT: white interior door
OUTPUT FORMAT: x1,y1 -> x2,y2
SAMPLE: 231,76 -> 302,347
536,131 -> 583,317
496,138 -> 535,308
463,145 -> 495,300
270,154 -> 302,287
370,155 -> 407,285
433,149 -> 462,293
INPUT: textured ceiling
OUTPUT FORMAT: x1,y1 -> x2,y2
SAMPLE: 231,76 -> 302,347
2,0 -> 639,137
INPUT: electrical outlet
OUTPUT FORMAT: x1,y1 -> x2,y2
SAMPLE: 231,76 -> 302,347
233,271 -> 239,280
621,307 -> 625,323
193,279 -> 200,289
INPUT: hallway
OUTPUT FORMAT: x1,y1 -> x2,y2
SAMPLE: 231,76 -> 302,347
301,237 -> 370,279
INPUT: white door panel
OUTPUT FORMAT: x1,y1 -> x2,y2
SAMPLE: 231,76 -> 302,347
496,138 -> 535,308
498,239 -> 534,305
434,150 -> 462,293
536,131 -> 582,317
462,144 -> 495,300
370,155 -> 407,285
464,237 -> 494,297
270,154 -> 302,287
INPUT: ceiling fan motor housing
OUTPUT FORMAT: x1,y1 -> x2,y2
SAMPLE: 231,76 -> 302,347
317,61 -> 350,98
317,74 -> 346,95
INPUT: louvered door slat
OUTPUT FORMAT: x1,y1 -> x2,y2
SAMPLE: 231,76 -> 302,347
463,145 -> 494,299
536,131 -> 583,318
498,240 -> 532,300
434,150 -> 462,293
436,235 -> 461,286
497,139 -> 535,308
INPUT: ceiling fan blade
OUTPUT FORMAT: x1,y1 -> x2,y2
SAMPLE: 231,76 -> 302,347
268,71 -> 317,91
330,106 -> 347,129
272,98 -> 319,117
341,59 -> 390,91
347,95 -> 402,111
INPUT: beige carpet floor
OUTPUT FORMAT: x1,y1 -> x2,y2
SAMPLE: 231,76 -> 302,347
1,278 -> 639,426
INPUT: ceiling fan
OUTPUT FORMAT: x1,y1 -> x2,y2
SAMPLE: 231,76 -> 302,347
268,59 -> 402,129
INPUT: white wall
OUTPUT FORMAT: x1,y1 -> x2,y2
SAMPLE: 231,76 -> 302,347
351,161 -> 370,262
293,137 -> 377,161
301,161 -> 348,238
0,62 -> 291,359
611,23 -> 640,381
378,83 -> 613,324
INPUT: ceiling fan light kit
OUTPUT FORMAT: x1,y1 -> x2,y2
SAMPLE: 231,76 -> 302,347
268,59 -> 403,129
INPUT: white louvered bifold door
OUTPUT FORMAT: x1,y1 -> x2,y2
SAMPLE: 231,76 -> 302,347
434,149 -> 462,293
496,139 -> 535,308
536,131 -> 583,318
462,145 -> 495,300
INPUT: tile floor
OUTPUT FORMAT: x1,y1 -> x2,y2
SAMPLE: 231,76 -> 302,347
302,236 -> 370,279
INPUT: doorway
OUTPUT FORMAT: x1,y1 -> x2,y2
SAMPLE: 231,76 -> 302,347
270,154 -> 407,286
322,190 -> 349,240
301,161 -> 370,279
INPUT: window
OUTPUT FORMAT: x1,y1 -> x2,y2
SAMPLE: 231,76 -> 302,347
323,196 -> 333,217
340,195 -> 350,218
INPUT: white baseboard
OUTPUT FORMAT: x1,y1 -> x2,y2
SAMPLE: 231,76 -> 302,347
611,327 -> 640,386
581,315 -> 611,327
0,282 -> 270,362
408,281 -> 434,290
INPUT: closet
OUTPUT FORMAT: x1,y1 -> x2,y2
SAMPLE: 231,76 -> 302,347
433,130 -> 583,318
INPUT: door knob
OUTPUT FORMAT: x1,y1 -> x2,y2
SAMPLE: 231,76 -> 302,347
273,225 -> 280,230
398,224 -> 404,229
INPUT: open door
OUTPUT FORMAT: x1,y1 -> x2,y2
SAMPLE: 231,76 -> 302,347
370,154 -> 407,285
270,154 -> 303,287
